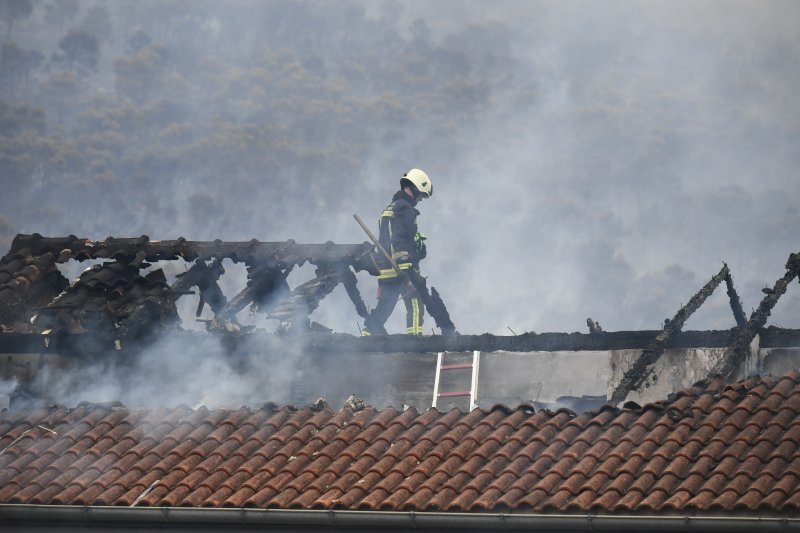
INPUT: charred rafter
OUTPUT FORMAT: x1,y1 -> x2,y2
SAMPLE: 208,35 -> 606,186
725,270 -> 747,328
268,262 -> 350,333
264,262 -> 368,334
7,234 -> 375,271
338,263 -> 368,319
171,258 -> 227,316
211,264 -> 289,330
709,252 -> 800,381
610,264 -> 731,405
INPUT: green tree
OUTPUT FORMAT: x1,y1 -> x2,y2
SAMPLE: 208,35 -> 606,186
0,0 -> 32,44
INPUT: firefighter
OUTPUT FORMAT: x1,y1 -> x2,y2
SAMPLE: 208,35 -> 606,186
362,168 -> 433,336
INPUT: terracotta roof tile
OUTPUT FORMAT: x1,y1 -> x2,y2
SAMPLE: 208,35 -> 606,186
779,487 -> 800,510
771,471 -> 800,498
2,371 -> 799,514
760,489 -> 788,509
612,488 -> 646,511
594,455 -> 625,478
769,442 -> 796,465
711,489 -> 742,511
574,476 -> 610,500
774,409 -> 798,431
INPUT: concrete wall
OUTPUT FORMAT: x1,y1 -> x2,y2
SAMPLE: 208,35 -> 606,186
3,346 -> 799,412
259,344 -> 800,410
607,348 -> 727,406
302,350 -> 609,412
607,343 -> 800,406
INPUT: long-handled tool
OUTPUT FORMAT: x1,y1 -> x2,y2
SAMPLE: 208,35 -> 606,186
354,213 -> 456,335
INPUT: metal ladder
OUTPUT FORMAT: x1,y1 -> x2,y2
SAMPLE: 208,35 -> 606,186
432,351 -> 480,411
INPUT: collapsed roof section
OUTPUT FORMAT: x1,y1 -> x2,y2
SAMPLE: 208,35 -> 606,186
1,235 -> 799,396
610,254 -> 800,401
0,234 -> 377,343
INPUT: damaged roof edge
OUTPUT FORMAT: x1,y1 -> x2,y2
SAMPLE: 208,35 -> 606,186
2,328 -> 800,357
1,505 -> 798,531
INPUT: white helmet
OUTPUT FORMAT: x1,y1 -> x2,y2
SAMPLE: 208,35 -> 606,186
401,168 -> 433,198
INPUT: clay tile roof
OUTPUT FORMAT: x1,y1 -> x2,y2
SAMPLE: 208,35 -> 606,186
1,371 -> 800,514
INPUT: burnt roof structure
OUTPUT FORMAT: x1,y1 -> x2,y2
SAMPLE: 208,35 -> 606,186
1,235 -> 800,410
0,233 -> 378,343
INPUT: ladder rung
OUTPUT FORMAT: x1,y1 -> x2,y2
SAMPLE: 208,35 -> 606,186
432,351 -> 481,411
441,363 -> 473,370
438,390 -> 471,398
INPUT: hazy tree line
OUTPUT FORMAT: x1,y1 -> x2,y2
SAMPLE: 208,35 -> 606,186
1,0 -> 798,332
0,0 -> 506,248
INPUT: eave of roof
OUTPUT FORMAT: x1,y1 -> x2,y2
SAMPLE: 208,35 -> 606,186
1,504 -> 799,532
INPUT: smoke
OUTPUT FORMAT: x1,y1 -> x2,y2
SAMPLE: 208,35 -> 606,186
0,378 -> 16,409
23,331 -> 307,410
20,256 -> 381,410
2,0 -> 799,341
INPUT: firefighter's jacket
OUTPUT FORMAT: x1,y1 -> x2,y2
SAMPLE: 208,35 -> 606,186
376,190 -> 426,279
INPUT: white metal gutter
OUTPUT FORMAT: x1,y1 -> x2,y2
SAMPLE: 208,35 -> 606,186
0,504 -> 799,531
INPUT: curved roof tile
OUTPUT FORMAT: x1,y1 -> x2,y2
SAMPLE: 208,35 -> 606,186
1,371 -> 799,513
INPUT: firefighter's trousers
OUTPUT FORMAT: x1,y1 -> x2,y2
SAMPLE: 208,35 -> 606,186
364,277 -> 424,335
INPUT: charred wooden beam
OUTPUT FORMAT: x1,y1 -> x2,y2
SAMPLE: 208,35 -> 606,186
724,270 -> 747,328
270,263 -> 366,331
405,269 -> 457,336
708,252 -> 800,381
338,263 -> 368,319
9,234 -> 375,271
213,264 -> 289,325
610,264 -> 730,405
268,263 -> 342,332
171,258 -> 227,316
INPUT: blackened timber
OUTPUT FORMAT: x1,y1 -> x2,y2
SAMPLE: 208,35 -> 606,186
402,269 -> 456,336
9,234 -> 375,270
760,326 -> 800,348
338,264 -> 367,319
709,252 -> 800,380
216,265 -> 288,321
5,328 -> 800,355
268,263 -> 343,330
230,329 -> 745,355
610,264 -> 730,405
171,258 -> 227,316
725,270 -> 747,328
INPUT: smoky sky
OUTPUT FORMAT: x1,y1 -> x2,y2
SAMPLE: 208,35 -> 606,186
2,0 -> 799,338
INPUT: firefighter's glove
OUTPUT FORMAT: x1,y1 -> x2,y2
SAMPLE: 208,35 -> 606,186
414,232 -> 427,259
